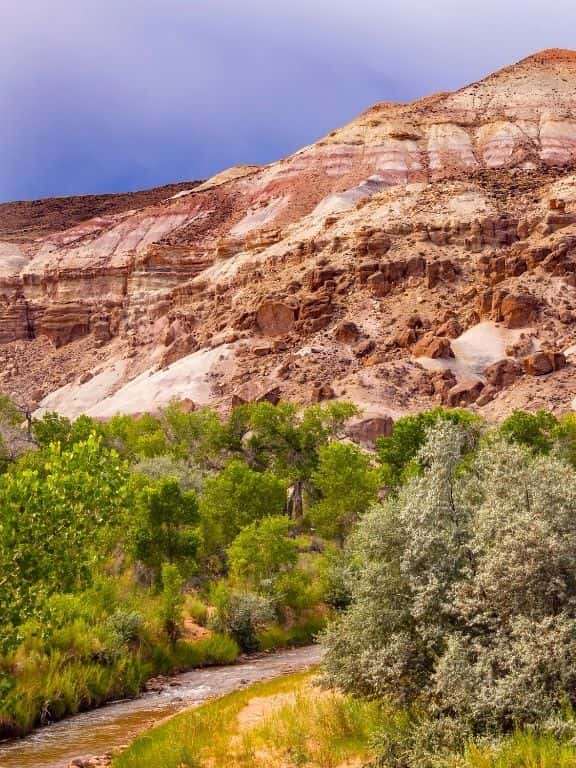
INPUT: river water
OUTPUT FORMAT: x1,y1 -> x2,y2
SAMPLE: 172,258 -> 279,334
0,645 -> 322,768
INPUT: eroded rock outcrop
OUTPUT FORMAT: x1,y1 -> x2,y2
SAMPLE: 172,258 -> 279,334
4,51 -> 576,419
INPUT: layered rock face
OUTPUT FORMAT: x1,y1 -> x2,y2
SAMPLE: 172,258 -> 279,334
4,50 -> 576,419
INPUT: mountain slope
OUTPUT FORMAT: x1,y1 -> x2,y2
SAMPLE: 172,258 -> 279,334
3,50 -> 576,424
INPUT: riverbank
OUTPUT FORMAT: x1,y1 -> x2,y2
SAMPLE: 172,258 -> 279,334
0,646 -> 322,768
113,661 -> 379,768
114,674 -> 576,768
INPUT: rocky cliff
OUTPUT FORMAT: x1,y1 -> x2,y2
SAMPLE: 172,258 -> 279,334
3,49 -> 576,424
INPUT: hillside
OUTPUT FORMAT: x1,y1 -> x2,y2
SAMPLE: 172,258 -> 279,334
2,50 -> 576,423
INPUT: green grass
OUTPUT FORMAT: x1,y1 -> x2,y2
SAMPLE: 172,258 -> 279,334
464,731 -> 576,768
0,634 -> 240,739
257,616 -> 326,651
109,666 -> 576,768
114,669 -> 381,768
184,593 -> 209,627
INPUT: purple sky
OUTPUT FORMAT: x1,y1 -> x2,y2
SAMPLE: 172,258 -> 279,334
1,0 -> 575,202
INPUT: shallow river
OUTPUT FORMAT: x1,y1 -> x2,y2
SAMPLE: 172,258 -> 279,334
0,645 -> 322,768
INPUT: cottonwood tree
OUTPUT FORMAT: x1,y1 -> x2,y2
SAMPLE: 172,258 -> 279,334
240,401 -> 357,519
0,435 -> 129,647
309,441 -> 381,543
198,459 -> 287,558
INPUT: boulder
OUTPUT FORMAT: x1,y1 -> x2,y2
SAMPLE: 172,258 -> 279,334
299,295 -> 333,320
484,358 -> 524,388
311,383 -> 335,402
551,351 -> 568,371
522,352 -> 551,375
393,328 -> 417,348
333,320 -> 360,344
406,313 -> 424,329
356,261 -> 380,283
346,416 -> 394,447
367,271 -> 391,297
445,380 -> 484,407
307,266 -> 342,292
426,259 -> 459,289
304,314 -> 333,333
253,343 -> 274,357
412,333 -> 454,359
231,380 -> 281,407
435,318 -> 463,339
353,339 -> 376,358
256,300 -> 296,336
476,385 -> 500,407
523,351 -> 566,375
431,369 -> 457,401
500,293 -> 539,329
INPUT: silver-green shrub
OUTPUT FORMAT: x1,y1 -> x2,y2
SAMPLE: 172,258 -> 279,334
322,422 -> 576,732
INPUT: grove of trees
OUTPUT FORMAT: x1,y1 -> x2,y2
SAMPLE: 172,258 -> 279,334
3,395 -> 576,764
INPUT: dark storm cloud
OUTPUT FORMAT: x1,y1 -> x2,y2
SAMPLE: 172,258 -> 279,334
1,0 -> 575,201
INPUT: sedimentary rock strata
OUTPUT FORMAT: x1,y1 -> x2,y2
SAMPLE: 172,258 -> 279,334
3,50 -> 576,420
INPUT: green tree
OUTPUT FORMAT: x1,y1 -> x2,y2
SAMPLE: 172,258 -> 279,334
106,413 -> 168,459
131,478 -> 199,580
161,402 -> 230,467
228,516 -> 298,591
498,408 -> 558,454
32,412 -> 105,447
376,407 -> 479,486
159,563 -> 184,647
309,441 -> 381,542
241,401 -> 357,518
0,435 -> 129,646
198,460 -> 286,557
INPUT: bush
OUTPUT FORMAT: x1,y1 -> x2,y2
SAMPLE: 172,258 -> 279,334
106,610 -> 144,646
184,593 -> 209,626
210,584 -> 275,652
227,515 -> 298,591
257,616 -> 327,651
159,564 -> 185,647
323,422 -> 576,736
133,455 -> 203,492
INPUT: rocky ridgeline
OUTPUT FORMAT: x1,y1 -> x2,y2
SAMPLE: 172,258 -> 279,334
2,50 -> 576,419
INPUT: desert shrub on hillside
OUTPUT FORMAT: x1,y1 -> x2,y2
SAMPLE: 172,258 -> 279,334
323,421 -> 576,744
